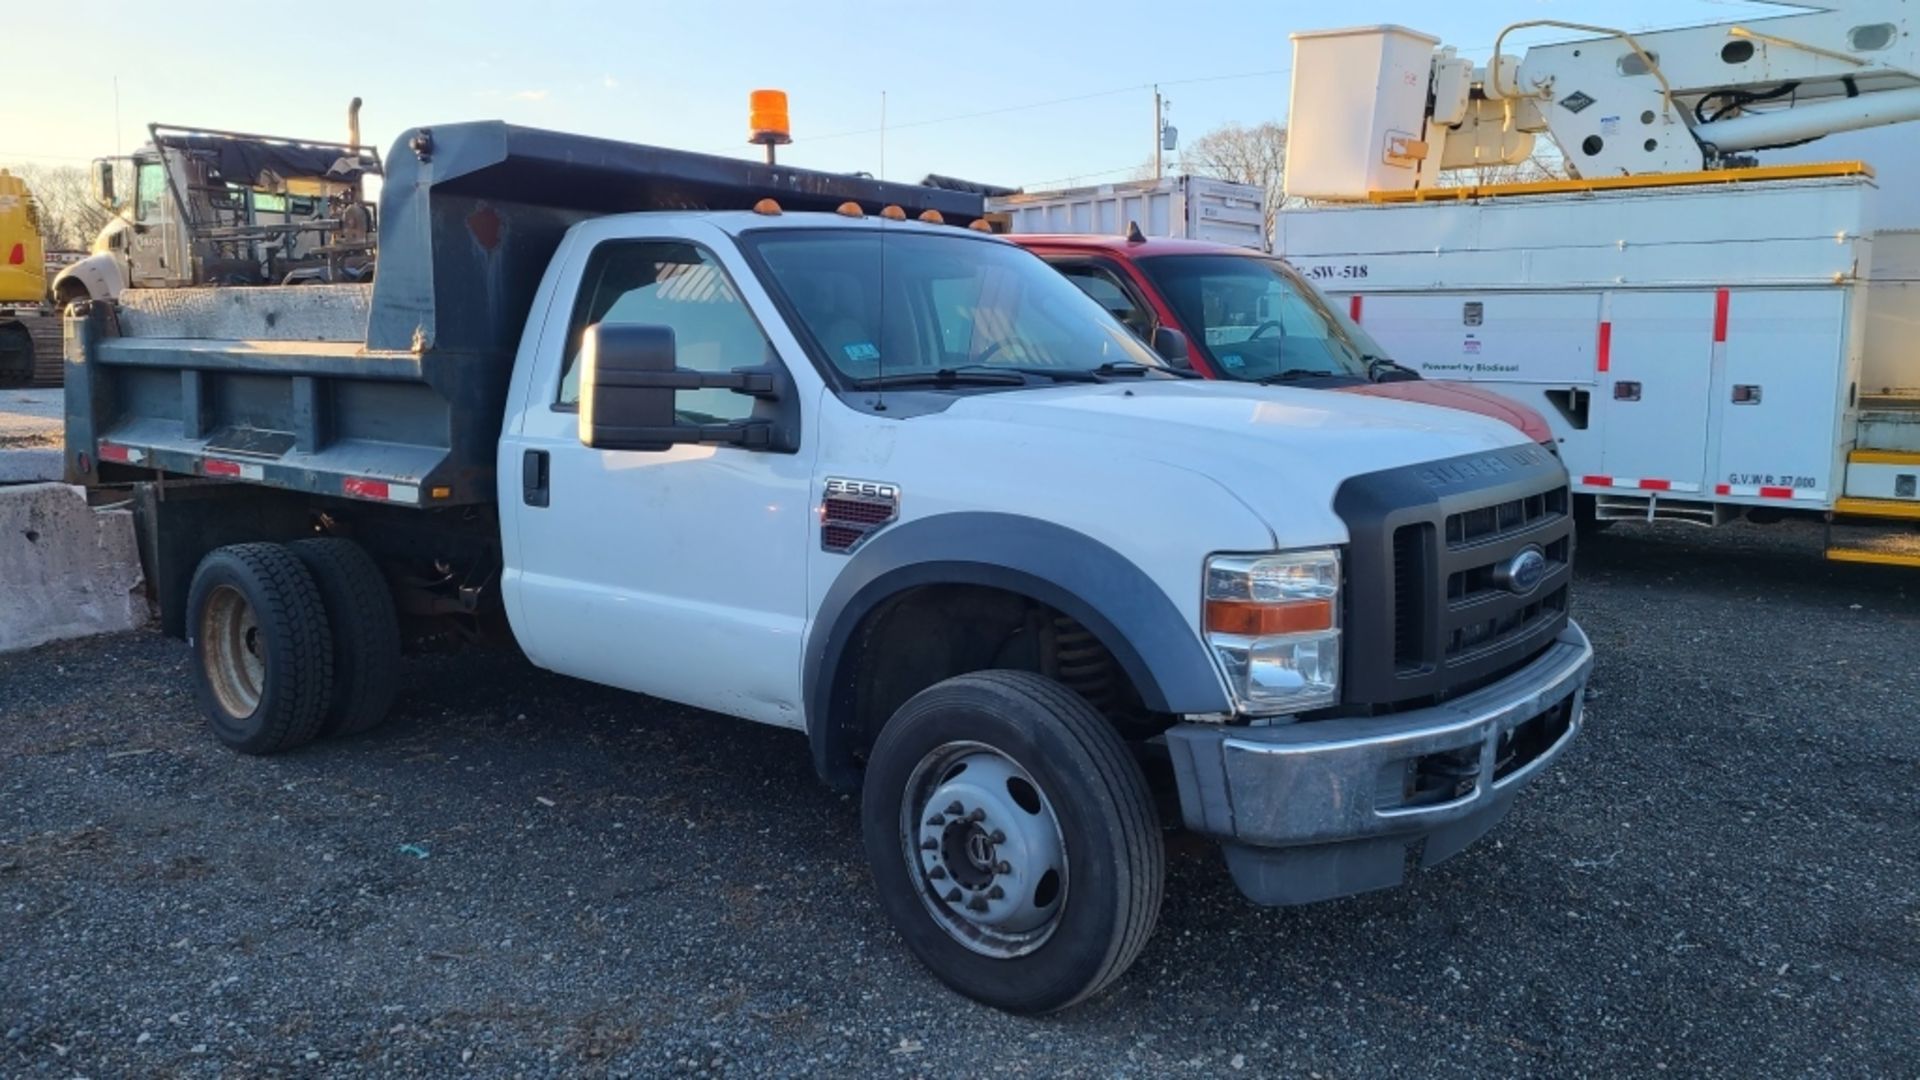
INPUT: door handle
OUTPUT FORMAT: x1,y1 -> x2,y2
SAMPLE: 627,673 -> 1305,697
522,449 -> 549,507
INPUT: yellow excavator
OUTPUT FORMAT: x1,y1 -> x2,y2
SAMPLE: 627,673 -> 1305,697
0,168 -> 55,387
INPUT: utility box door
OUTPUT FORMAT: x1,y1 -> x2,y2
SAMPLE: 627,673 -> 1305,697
1715,289 -> 1849,499
1600,292 -> 1717,488
1349,292 -> 1601,385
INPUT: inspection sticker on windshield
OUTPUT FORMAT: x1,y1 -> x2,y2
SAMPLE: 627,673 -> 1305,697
1220,353 -> 1245,370
843,342 -> 880,362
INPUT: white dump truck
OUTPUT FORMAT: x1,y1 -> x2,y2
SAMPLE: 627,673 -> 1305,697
68,121 -> 1591,1011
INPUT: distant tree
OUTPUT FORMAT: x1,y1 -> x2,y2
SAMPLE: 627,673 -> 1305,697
1177,121 -> 1288,243
1440,145 -> 1570,187
1,163 -> 114,251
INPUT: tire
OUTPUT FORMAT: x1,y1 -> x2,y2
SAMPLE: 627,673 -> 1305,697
289,537 -> 401,738
861,670 -> 1164,1014
185,543 -> 334,754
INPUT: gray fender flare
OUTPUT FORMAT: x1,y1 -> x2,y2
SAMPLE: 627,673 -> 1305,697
803,512 -> 1230,789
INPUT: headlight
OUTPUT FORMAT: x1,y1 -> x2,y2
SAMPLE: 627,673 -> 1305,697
1204,549 -> 1341,714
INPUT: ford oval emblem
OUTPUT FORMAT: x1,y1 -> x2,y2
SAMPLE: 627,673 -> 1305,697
1496,545 -> 1549,596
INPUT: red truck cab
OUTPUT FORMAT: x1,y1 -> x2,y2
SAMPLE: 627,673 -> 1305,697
1007,234 -> 1553,443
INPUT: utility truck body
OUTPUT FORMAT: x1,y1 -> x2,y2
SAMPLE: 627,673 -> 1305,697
1279,10 -> 1920,561
69,121 -> 1591,1012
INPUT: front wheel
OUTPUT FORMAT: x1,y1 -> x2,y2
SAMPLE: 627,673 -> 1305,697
861,670 -> 1164,1013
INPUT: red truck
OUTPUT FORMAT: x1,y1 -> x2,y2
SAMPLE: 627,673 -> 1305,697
1006,234 -> 1552,443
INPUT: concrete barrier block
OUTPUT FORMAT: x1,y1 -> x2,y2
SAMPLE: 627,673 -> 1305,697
0,482 -> 148,653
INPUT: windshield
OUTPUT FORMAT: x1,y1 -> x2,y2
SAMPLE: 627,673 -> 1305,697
747,227 -> 1164,384
1136,254 -> 1392,381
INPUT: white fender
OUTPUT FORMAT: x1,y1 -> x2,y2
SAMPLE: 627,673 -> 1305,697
50,252 -> 125,305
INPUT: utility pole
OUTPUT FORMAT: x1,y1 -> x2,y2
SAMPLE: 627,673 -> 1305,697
1153,85 -> 1163,180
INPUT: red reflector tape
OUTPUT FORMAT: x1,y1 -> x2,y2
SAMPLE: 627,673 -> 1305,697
1713,288 -> 1730,343
1638,479 -> 1671,491
1717,483 -> 1818,501
98,443 -> 132,463
343,477 -> 422,504
1581,475 -> 1612,487
1348,295 -> 1363,323
203,458 -> 263,480
1596,322 -> 1612,373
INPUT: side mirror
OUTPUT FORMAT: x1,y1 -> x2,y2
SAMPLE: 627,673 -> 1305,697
577,322 -> 793,452
1152,326 -> 1192,368
94,160 -> 116,207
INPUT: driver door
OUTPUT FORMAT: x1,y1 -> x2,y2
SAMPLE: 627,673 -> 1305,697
503,228 -> 815,729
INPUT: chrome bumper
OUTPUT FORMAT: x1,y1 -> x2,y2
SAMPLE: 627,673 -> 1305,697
1166,620 -> 1593,905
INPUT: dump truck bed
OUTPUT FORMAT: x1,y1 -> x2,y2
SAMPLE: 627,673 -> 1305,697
66,121 -> 986,506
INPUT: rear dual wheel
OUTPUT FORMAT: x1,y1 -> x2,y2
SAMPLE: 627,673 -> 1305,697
186,538 -> 399,753
861,670 -> 1165,1014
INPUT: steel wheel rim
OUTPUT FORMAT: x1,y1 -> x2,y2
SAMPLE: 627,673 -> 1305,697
899,740 -> 1069,959
200,584 -> 264,717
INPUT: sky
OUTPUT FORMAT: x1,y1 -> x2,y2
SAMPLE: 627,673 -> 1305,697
4,0 -> 1797,190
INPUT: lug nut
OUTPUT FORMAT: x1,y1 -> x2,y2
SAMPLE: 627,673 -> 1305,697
995,861 -> 1011,874
967,808 -> 986,822
989,830 -> 1006,844
945,801 -> 965,816
925,815 -> 944,827
987,885 -> 1005,900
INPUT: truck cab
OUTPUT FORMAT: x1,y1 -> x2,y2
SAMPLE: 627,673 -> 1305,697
1008,234 -> 1554,444
68,122 -> 1591,1013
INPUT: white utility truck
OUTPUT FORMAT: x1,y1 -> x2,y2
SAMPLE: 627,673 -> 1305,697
1278,5 -> 1920,563
67,122 -> 1591,1011
988,174 -> 1268,249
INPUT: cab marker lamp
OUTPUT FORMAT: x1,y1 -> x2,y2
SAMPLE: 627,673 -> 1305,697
880,205 -> 907,221
1204,550 -> 1341,714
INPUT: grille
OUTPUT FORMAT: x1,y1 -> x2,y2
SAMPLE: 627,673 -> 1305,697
1337,445 -> 1574,708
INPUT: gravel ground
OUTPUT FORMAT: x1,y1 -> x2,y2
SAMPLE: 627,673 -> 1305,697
3,521 -> 1917,1078
0,389 -> 62,447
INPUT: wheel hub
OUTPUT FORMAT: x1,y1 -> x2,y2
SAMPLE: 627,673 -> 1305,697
905,746 -> 1067,957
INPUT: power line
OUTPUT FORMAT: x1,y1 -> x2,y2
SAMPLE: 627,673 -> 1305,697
705,66 -> 1292,153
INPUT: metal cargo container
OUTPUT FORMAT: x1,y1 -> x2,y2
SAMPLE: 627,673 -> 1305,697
988,175 -> 1266,250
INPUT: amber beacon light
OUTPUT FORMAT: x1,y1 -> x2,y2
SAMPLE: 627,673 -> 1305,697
748,89 -> 792,164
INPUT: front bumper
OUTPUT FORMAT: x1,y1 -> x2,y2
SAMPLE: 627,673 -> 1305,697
1166,620 -> 1593,906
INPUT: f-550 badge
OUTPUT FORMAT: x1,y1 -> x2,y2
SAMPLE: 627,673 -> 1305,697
820,477 -> 901,554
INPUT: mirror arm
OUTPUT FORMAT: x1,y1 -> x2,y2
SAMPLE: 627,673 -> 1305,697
592,366 -> 779,400
585,420 -> 773,453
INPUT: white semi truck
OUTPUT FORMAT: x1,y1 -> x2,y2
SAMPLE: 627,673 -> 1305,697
52,107 -> 379,306
67,121 -> 1592,1012
1277,4 -> 1920,564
